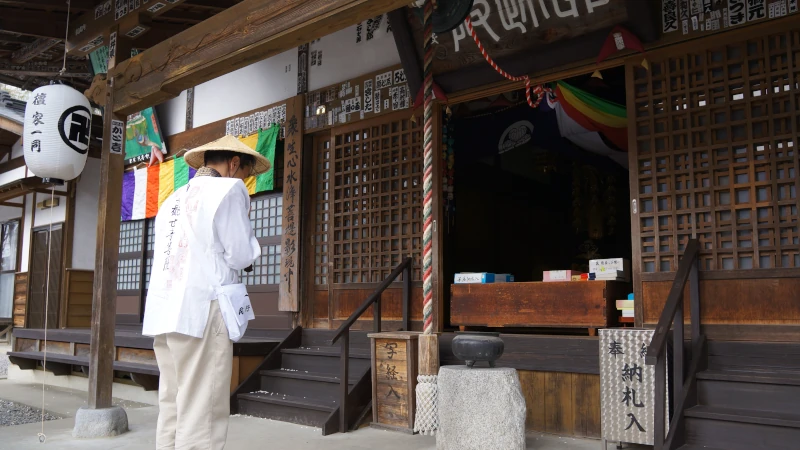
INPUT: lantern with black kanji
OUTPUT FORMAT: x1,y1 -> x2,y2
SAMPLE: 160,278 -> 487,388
23,84 -> 92,184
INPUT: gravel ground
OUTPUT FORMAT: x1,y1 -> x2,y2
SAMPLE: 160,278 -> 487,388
0,400 -> 60,427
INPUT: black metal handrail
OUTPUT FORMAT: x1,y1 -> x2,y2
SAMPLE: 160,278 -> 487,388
645,239 -> 702,450
330,257 -> 413,433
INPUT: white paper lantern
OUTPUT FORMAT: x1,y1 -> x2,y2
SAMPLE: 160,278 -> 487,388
23,84 -> 92,183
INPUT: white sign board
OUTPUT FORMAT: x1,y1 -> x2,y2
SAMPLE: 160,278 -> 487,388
600,329 -> 668,446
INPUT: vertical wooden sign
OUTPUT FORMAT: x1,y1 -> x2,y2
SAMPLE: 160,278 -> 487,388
369,332 -> 419,433
279,95 -> 303,311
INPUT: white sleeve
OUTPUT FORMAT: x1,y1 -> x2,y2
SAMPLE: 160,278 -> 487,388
213,184 -> 262,270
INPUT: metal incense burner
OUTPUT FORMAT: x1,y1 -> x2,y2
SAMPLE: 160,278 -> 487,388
451,331 -> 505,368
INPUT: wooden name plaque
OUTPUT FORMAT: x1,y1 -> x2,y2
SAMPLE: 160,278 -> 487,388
368,331 -> 420,434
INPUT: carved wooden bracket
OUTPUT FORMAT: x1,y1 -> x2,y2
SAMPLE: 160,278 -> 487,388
84,73 -> 108,106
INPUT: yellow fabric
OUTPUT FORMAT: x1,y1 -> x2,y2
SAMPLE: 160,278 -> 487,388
157,159 -> 175,209
238,135 -> 259,195
558,85 -> 627,128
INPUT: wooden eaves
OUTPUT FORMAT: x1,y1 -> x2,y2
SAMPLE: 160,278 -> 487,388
85,0 -> 411,114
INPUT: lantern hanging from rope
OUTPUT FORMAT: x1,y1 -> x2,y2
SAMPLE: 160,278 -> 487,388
23,84 -> 92,184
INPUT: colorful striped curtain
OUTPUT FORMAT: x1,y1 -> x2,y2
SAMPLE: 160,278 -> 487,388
121,125 -> 279,221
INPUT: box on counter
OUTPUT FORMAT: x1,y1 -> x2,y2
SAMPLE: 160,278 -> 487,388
454,273 -> 494,284
543,270 -> 583,282
589,258 -> 631,277
455,273 -> 515,284
495,274 -> 515,283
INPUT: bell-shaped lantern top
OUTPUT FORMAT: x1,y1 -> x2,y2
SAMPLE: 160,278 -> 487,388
23,84 -> 92,184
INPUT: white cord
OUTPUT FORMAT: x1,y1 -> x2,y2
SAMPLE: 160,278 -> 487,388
38,185 -> 56,444
59,0 -> 72,76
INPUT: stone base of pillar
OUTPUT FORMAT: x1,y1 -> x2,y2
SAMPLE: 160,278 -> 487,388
72,406 -> 129,438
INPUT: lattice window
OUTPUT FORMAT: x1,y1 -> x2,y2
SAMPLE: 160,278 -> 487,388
241,244 -> 281,286
319,116 -> 423,284
631,31 -> 800,272
250,196 -> 283,238
145,219 -> 155,286
117,258 -> 141,291
313,138 -> 331,285
240,193 -> 283,286
119,220 -> 143,253
118,220 -> 144,293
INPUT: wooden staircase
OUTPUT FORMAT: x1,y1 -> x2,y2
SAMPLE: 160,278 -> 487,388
232,328 -> 373,435
674,340 -> 800,450
646,239 -> 800,450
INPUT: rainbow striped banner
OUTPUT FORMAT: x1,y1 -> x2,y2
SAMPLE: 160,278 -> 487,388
120,125 -> 278,221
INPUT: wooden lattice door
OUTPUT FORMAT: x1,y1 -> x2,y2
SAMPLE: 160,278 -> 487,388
306,111 -> 424,329
628,27 -> 800,331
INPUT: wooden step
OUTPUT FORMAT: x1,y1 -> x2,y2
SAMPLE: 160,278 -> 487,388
698,370 -> 800,415
280,347 -> 371,375
698,369 -> 800,386
708,341 -> 800,373
237,391 -> 334,428
686,406 -> 800,428
685,406 -> 800,450
301,329 -> 371,350
259,369 -> 361,402
676,446 -> 727,450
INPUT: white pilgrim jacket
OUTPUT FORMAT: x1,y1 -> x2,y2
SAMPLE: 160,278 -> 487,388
142,176 -> 261,338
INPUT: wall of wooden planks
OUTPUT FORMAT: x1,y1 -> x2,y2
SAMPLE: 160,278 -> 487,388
519,370 -> 601,438
65,269 -> 94,328
12,272 -> 27,327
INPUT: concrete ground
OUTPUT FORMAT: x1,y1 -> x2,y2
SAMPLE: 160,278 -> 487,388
0,378 -> 650,450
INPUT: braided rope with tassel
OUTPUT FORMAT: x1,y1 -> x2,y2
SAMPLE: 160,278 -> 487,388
421,0 -> 435,336
464,16 -> 551,108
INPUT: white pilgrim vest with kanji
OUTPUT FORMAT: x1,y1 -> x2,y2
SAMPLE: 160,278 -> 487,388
142,177 -> 259,339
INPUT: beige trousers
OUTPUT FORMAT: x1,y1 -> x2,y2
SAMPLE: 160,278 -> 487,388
153,300 -> 233,450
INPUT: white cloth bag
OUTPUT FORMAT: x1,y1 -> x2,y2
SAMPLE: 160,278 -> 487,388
216,283 -> 255,342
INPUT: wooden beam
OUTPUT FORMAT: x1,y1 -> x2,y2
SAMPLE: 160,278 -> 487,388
0,201 -> 23,208
0,116 -> 23,136
87,24 -> 126,411
66,0 -> 188,56
11,38 -> 61,64
0,59 -> 91,78
387,8 -> 422,102
0,12 -> 67,39
0,0 -> 94,10
108,0 -> 412,115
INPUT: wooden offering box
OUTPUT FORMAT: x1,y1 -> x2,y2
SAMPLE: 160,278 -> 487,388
451,281 -> 630,330
367,331 -> 420,434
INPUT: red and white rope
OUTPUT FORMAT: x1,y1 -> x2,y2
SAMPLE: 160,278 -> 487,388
464,17 -> 550,108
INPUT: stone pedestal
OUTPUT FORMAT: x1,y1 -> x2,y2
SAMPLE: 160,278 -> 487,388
437,366 -> 526,450
72,406 -> 128,438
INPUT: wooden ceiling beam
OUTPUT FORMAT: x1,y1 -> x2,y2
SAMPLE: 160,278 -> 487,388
106,0 -> 411,115
11,38 -> 61,64
0,10 -> 67,39
0,0 -> 94,12
0,116 -> 22,137
65,0 -> 188,56
387,8 -> 422,102
182,0 -> 240,10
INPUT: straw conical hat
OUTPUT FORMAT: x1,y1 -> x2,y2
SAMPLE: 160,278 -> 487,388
184,135 -> 271,175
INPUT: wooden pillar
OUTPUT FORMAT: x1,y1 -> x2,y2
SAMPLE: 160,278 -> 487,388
418,333 -> 439,377
87,26 -> 130,410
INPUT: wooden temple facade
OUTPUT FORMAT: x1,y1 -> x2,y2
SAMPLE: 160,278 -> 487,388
2,0 -> 800,447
